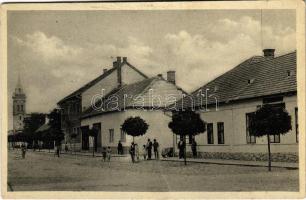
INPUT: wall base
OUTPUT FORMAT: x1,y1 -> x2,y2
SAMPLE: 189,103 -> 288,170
181,152 -> 298,163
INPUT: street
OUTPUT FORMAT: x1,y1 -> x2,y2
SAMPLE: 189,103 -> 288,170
7,150 -> 298,191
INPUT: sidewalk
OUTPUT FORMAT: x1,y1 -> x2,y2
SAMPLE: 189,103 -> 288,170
161,157 -> 298,169
32,149 -> 127,158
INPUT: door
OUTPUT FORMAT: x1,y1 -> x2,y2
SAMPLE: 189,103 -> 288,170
81,126 -> 89,150
93,123 -> 102,151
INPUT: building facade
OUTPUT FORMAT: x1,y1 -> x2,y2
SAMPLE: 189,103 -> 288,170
175,49 -> 298,162
57,57 -> 148,150
81,74 -> 185,153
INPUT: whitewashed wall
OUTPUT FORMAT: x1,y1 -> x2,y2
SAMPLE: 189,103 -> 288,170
191,95 -> 298,154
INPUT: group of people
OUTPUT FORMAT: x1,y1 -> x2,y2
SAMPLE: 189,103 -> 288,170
128,138 -> 159,163
101,146 -> 112,163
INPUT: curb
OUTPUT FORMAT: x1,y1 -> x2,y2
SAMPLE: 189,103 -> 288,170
34,150 -> 128,158
161,159 -> 298,169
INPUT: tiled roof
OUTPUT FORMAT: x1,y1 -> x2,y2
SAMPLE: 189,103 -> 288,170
176,51 -> 296,109
82,76 -> 185,118
57,61 -> 148,104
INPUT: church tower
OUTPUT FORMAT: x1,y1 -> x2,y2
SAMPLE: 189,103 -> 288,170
12,75 -> 26,131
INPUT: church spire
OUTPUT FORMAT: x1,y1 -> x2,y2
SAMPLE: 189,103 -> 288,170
15,73 -> 24,95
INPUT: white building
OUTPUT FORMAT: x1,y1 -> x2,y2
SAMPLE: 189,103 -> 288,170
175,49 -> 298,162
81,74 -> 185,153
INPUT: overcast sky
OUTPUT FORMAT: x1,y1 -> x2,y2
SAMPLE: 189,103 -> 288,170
7,9 -> 296,129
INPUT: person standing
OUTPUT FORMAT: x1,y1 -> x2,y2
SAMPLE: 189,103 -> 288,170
21,143 -> 26,159
147,139 -> 152,160
102,147 -> 107,162
117,141 -> 123,155
178,138 -> 185,159
191,138 -> 197,158
135,144 -> 139,162
106,146 -> 112,166
56,144 -> 60,157
153,139 -> 159,160
141,144 -> 147,160
129,142 -> 135,163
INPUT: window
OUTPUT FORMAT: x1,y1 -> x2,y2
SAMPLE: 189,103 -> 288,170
20,105 -> 24,112
269,134 -> 280,143
295,107 -> 298,143
120,128 -> 126,142
246,113 -> 256,144
17,105 -> 20,112
217,122 -> 224,144
248,78 -> 255,84
287,70 -> 293,77
19,115 -> 22,120
207,123 -> 214,144
109,129 -> 114,143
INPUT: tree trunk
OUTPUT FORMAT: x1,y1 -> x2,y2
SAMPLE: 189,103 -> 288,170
267,134 -> 271,171
184,135 -> 187,165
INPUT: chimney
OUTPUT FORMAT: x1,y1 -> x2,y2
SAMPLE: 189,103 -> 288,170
263,49 -> 275,59
122,57 -> 127,63
116,57 -> 122,87
103,69 -> 108,74
167,71 -> 176,84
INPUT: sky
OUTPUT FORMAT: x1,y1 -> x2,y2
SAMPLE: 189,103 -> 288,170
7,9 -> 296,129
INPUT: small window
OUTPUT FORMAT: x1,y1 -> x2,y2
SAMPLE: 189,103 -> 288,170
19,115 -> 22,120
246,113 -> 256,144
248,78 -> 255,84
287,70 -> 293,77
120,128 -> 126,142
207,123 -> 214,144
217,122 -> 224,144
21,105 -> 24,112
17,105 -> 20,112
109,129 -> 114,143
269,134 -> 280,143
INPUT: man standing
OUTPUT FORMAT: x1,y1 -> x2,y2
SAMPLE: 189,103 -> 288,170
191,138 -> 197,158
117,140 -> 123,154
178,138 -> 185,159
147,139 -> 153,160
153,139 -> 159,160
129,142 -> 135,163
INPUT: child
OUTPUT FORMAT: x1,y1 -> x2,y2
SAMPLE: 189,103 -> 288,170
106,146 -> 112,167
102,147 -> 107,162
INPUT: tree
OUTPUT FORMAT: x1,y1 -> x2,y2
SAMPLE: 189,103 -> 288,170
249,104 -> 292,171
168,110 -> 206,165
88,128 -> 98,157
121,116 -> 149,142
23,113 -> 46,149
49,109 -> 64,155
